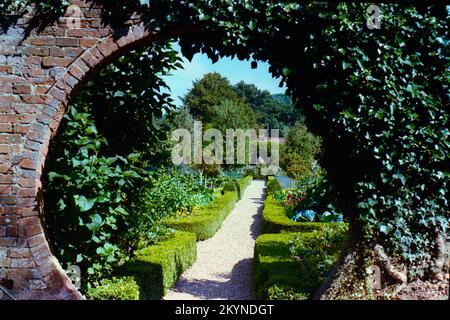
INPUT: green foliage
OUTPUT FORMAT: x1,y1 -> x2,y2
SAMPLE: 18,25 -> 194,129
289,224 -> 348,277
252,233 -> 317,300
280,121 -> 322,180
266,178 -> 282,196
73,41 -> 182,163
86,276 -> 140,300
234,81 -> 299,133
183,72 -> 245,122
209,98 -> 259,132
261,196 -> 333,234
44,107 -> 147,289
164,191 -> 239,241
169,106 -> 195,131
254,225 -> 347,300
123,231 -> 197,300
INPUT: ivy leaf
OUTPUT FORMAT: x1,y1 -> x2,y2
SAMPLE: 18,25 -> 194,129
86,214 -> 103,232
74,195 -> 96,212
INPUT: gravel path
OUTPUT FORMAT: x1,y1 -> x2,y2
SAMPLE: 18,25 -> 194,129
164,180 -> 266,300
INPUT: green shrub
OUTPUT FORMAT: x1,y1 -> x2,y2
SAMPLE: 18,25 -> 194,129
222,180 -> 241,199
164,192 -> 239,240
222,181 -> 238,192
253,228 -> 346,300
253,233 -> 310,300
86,276 -> 140,300
122,231 -> 197,300
266,178 -> 282,195
289,224 -> 348,278
261,196 -> 332,234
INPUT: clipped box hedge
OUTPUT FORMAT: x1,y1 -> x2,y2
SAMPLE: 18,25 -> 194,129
261,196 -> 329,234
254,232 -> 325,300
122,231 -> 197,300
164,191 -> 238,240
164,176 -> 252,240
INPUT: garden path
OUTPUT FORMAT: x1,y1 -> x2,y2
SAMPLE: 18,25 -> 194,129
164,180 -> 266,300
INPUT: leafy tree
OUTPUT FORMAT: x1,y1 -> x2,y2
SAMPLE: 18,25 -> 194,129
210,98 -> 259,132
234,81 -> 299,133
169,107 -> 195,132
281,121 -> 322,180
183,72 -> 242,122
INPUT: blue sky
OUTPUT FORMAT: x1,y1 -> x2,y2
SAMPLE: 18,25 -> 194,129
163,44 -> 287,107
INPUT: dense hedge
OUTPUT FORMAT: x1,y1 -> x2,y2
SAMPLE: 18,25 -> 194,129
261,196 -> 330,234
253,233 -> 313,300
164,191 -> 238,240
266,178 -> 282,196
164,177 -> 252,240
86,276 -> 140,300
122,231 -> 197,300
253,229 -> 346,300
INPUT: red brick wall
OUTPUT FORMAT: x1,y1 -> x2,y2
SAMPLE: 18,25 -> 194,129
0,0 -> 152,300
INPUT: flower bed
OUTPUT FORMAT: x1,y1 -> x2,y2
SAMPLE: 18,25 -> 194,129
261,196 -> 330,234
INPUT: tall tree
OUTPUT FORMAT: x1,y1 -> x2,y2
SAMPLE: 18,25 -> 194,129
234,81 -> 300,133
183,72 -> 241,122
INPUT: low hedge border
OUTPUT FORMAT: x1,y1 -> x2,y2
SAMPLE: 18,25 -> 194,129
261,196 -> 330,234
121,230 -> 197,300
253,233 -> 312,300
164,176 -> 252,240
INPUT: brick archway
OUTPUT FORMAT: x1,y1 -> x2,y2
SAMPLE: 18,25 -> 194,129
0,1 -> 177,300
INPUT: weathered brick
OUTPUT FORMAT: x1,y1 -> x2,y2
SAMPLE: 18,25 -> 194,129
20,46 -> 50,56
0,123 -> 13,132
11,258 -> 35,268
79,38 -> 97,48
28,37 -> 56,46
21,94 -> 45,104
0,175 -> 14,184
68,65 -> 84,80
7,248 -> 31,259
13,84 -> 32,94
42,57 -> 73,68
24,224 -> 43,237
0,164 -> 12,174
56,37 -> 80,47
0,65 -> 13,73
